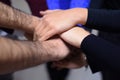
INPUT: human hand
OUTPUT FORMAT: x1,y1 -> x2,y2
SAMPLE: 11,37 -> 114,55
34,8 -> 88,41
52,48 -> 87,69
25,16 -> 41,33
35,36 -> 70,61
60,27 -> 90,48
24,17 -> 41,40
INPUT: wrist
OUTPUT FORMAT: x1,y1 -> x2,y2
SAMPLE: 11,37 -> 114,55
60,27 -> 90,48
40,41 -> 59,61
72,8 -> 88,25
32,41 -> 49,63
29,16 -> 41,33
77,28 -> 90,48
33,41 -> 55,62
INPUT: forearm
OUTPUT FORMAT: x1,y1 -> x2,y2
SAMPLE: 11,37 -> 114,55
0,2 -> 40,33
60,27 -> 90,48
0,37 -> 49,74
81,34 -> 120,72
86,9 -> 120,32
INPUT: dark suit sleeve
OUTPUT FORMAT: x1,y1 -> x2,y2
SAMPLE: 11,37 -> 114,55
81,34 -> 120,73
85,9 -> 120,32
89,0 -> 104,9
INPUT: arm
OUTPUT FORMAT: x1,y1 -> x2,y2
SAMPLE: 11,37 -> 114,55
0,2 -> 40,33
81,34 -> 120,73
35,4 -> 120,41
89,0 -> 104,9
60,27 -> 120,72
86,9 -> 120,32
52,50 -> 87,69
34,8 -> 88,41
0,36 -> 70,74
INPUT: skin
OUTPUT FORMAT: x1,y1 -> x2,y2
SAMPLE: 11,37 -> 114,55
54,27 -> 90,69
34,8 -> 88,41
0,2 -> 40,33
33,8 -> 89,69
0,36 -> 70,74
0,2 -> 87,74
0,2 -> 72,74
60,27 -> 90,48
35,9 -> 89,69
53,49 -> 87,69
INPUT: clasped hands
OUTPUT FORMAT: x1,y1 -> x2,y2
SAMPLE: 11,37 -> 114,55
33,8 -> 89,69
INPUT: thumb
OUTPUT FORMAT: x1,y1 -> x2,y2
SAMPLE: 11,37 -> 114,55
40,10 -> 53,15
40,9 -> 60,15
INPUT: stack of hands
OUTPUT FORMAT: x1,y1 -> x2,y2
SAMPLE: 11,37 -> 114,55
26,8 -> 90,69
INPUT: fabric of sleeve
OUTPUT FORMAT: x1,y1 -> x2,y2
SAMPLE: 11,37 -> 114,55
85,9 -> 120,32
81,34 -> 120,73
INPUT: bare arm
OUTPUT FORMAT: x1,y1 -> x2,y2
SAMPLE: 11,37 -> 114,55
60,27 -> 90,48
0,37 -> 70,74
0,2 -> 40,33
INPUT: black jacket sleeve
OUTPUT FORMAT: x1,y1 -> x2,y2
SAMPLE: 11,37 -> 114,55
85,9 -> 120,32
81,34 -> 120,73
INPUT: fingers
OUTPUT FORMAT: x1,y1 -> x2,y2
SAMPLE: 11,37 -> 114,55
37,9 -> 71,41
34,24 -> 56,41
53,61 -> 81,69
40,10 -> 52,15
34,18 -> 60,41
52,61 -> 69,69
40,9 -> 60,15
34,21 -> 43,41
39,29 -> 57,41
34,21 -> 57,41
34,19 -> 54,41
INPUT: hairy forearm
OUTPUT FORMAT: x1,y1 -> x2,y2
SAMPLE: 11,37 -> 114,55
0,37 -> 49,74
0,2 -> 40,33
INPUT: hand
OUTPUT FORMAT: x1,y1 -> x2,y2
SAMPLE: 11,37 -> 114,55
24,17 -> 41,40
60,27 -> 90,48
35,36 -> 70,61
25,16 -> 41,33
52,49 -> 87,69
35,8 -> 88,41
